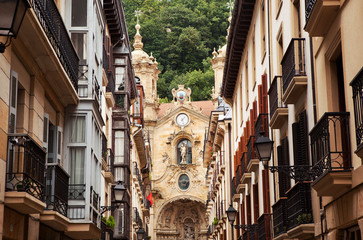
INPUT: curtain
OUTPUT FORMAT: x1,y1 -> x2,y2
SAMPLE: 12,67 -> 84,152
70,116 -> 85,143
115,131 -> 125,163
70,148 -> 85,184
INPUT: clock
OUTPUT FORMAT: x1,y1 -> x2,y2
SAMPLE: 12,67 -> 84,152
176,113 -> 189,127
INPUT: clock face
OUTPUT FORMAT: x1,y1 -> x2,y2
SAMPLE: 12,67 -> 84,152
176,113 -> 189,126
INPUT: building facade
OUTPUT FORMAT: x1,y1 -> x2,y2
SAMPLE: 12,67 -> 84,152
0,0 -> 136,239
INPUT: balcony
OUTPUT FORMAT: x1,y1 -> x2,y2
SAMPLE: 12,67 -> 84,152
258,213 -> 272,240
286,183 -> 314,239
281,38 -> 307,104
133,162 -> 145,202
19,0 -> 79,106
255,113 -> 269,139
40,164 -> 70,231
247,136 -> 259,172
310,112 -> 352,197
350,67 -> 363,159
5,134 -> 46,214
269,76 -> 288,129
304,0 -> 340,36
272,198 -> 288,239
231,177 -> 240,202
132,207 -> 143,228
236,153 -> 247,193
101,220 -> 114,240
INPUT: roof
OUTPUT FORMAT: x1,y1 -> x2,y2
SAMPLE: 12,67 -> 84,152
221,0 -> 256,100
157,100 -> 214,118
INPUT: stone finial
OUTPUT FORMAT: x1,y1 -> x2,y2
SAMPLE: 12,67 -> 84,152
218,46 -> 222,55
133,23 -> 144,50
212,48 -> 217,59
150,52 -> 154,61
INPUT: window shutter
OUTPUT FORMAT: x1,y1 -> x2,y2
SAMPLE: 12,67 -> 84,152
293,110 -> 309,166
253,183 -> 259,222
258,85 -> 263,114
9,71 -> 18,134
262,74 -> 268,113
246,195 -> 252,224
43,114 -> 49,149
277,138 -> 291,197
56,127 -> 63,164
250,110 -> 255,136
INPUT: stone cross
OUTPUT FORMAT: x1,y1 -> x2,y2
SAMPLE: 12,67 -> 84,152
135,8 -> 143,24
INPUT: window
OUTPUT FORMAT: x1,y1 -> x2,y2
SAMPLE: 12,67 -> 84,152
115,130 -> 125,163
252,35 -> 256,88
47,124 -> 62,164
71,0 -> 87,27
345,225 -> 361,240
115,58 -> 126,91
178,174 -> 190,190
8,71 -> 18,134
177,139 -> 192,164
245,61 -> 249,109
71,33 -> 87,65
260,0 -> 266,59
114,167 -> 126,182
277,27 -> 283,75
70,116 -> 85,143
70,148 -> 85,185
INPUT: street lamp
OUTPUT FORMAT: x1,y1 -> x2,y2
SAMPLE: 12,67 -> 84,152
254,132 -> 274,167
136,227 -> 145,240
101,181 -> 126,214
226,204 -> 258,233
0,0 -> 30,53
226,204 -> 237,225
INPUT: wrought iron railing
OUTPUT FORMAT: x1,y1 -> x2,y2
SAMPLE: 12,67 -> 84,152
231,177 -> 237,199
133,207 -> 143,227
281,38 -> 306,93
258,213 -> 271,240
350,67 -> 363,148
310,112 -> 351,181
235,165 -> 242,186
305,0 -> 317,22
29,0 -> 79,90
6,134 -> 46,201
91,186 -> 100,210
45,164 -> 69,216
69,184 -> 86,200
102,133 -> 107,160
269,76 -> 287,121
255,113 -> 269,138
272,198 -> 288,237
286,183 -> 313,230
247,136 -> 257,165
133,162 -> 145,196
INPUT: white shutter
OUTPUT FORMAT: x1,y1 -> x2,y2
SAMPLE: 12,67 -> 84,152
57,127 -> 63,164
8,71 -> 18,133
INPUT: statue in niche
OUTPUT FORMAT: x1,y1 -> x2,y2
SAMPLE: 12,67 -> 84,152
180,142 -> 187,164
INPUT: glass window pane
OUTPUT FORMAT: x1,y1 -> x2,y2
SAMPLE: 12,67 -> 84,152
115,67 -> 125,90
70,148 -> 85,184
71,0 -> 87,26
115,58 -> 125,64
71,33 -> 87,63
115,131 -> 124,163
70,116 -> 85,142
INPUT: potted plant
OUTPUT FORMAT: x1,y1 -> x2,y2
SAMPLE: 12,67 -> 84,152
106,215 -> 115,229
212,217 -> 219,226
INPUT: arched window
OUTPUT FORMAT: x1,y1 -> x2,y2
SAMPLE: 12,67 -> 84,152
177,139 -> 192,164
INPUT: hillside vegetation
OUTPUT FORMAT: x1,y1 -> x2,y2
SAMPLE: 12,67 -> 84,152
123,0 -> 230,101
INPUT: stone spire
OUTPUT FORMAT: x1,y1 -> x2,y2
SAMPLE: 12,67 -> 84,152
133,23 -> 144,50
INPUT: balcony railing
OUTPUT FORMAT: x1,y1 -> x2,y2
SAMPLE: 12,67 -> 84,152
268,76 -> 286,118
102,133 -> 107,160
281,38 -> 306,93
310,112 -> 351,181
350,68 -> 363,148
286,183 -> 313,230
272,198 -> 288,237
247,136 -> 257,165
69,184 -> 86,200
45,163 -> 69,216
255,113 -> 269,138
258,213 -> 271,240
235,165 -> 243,185
29,0 -> 79,90
231,177 -> 237,199
133,207 -> 143,227
305,0 -> 316,21
91,186 -> 100,210
6,134 -> 46,201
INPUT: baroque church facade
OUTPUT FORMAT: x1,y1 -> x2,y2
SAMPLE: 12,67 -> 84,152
131,22 -> 215,240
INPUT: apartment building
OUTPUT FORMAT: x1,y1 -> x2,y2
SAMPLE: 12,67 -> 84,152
205,0 -> 363,240
0,0 -> 136,239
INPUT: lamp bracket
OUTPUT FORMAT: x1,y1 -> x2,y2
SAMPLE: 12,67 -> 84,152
269,165 -> 313,181
234,223 -> 258,232
100,205 -> 119,215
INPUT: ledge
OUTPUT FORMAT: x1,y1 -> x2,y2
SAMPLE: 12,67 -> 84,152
65,222 -> 101,239
304,0 -> 340,37
282,76 -> 307,104
270,108 -> 288,129
287,223 -> 314,240
241,173 -> 252,184
104,171 -> 114,184
273,232 -> 289,240
5,192 -> 46,215
312,171 -> 352,197
232,193 -> 241,203
237,183 -> 246,194
40,210 -> 70,232
247,159 -> 259,173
